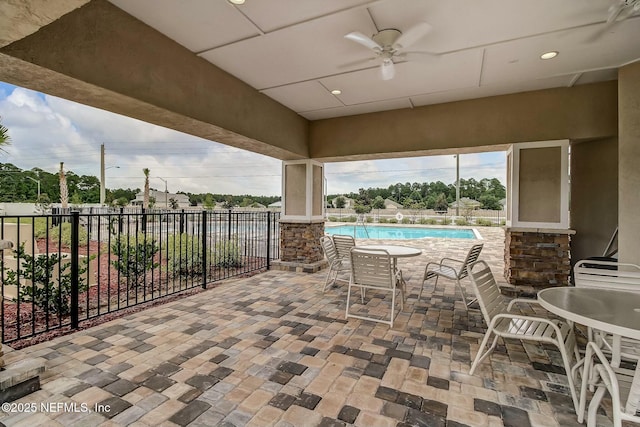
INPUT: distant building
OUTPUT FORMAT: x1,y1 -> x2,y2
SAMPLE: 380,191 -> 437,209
268,201 -> 281,208
331,197 -> 354,208
132,190 -> 190,209
384,199 -> 403,209
450,197 -> 482,209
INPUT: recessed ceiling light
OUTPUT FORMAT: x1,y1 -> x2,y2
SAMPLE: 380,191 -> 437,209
540,51 -> 558,60
228,0 -> 245,4
331,89 -> 342,95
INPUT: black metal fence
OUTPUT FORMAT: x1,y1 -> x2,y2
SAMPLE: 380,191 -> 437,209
0,210 -> 280,344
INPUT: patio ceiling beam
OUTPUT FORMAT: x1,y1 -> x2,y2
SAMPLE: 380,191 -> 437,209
309,81 -> 618,162
0,0 -> 309,160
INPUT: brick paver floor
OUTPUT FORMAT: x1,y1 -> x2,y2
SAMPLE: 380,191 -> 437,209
1,227 -> 591,426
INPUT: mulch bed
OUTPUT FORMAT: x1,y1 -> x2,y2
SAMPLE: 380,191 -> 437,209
2,237 -> 268,349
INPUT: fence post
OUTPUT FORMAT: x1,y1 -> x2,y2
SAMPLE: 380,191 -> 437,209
266,211 -> 271,270
119,207 -> 124,233
141,207 -> 147,233
70,211 -> 80,329
202,210 -> 207,289
180,209 -> 185,234
227,209 -> 232,240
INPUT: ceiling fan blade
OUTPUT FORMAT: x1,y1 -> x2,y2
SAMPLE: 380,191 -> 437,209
338,57 -> 378,69
397,51 -> 440,61
344,31 -> 382,51
380,60 -> 395,80
394,22 -> 432,49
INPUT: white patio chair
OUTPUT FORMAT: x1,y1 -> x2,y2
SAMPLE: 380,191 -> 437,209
332,234 -> 356,262
468,260 -> 581,413
578,341 -> 640,426
419,243 -> 483,309
320,236 -> 350,292
574,259 -> 640,365
346,247 -> 404,327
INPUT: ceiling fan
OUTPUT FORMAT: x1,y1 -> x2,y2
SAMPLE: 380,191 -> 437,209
344,22 -> 433,80
588,0 -> 640,41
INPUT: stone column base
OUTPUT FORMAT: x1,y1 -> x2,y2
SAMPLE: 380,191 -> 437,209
271,259 -> 328,273
504,227 -> 574,293
280,220 -> 325,263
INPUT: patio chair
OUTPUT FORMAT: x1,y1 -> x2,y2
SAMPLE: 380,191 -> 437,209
578,341 -> 640,426
332,234 -> 356,262
419,243 -> 483,309
346,247 -> 404,327
574,259 -> 640,365
468,260 -> 581,413
320,236 -> 350,292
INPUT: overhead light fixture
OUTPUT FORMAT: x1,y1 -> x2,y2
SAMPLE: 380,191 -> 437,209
540,51 -> 558,60
331,89 -> 342,95
228,0 -> 245,4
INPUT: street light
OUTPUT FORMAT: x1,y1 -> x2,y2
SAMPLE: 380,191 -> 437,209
157,177 -> 168,208
100,165 -> 120,206
26,176 -> 40,200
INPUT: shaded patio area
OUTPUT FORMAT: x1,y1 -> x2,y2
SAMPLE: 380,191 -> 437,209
1,227 -> 585,427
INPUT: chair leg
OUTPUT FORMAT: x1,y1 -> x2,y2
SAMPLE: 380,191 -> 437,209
586,386 -> 608,427
470,331 -> 499,375
419,273 -> 438,302
346,283 -> 354,319
557,332 -> 580,414
323,265 -> 338,293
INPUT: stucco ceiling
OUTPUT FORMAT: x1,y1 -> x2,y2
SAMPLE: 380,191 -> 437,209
88,1 -> 640,120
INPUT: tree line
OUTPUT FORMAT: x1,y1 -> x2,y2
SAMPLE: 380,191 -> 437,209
328,178 -> 506,211
0,163 -> 279,207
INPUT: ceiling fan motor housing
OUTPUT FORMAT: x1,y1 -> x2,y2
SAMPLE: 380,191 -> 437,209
372,29 -> 402,50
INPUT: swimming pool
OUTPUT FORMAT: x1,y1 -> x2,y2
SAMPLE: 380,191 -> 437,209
325,225 -> 480,240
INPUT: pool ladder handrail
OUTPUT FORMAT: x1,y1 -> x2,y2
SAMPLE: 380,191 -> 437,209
355,214 -> 370,238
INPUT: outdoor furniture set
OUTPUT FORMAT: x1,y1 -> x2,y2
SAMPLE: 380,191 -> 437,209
321,233 -> 640,426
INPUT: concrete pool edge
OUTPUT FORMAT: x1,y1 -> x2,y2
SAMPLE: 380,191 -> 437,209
325,222 -> 485,240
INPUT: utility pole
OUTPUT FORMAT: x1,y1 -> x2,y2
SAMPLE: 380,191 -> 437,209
455,154 -> 460,217
158,177 -> 168,208
100,144 -> 105,205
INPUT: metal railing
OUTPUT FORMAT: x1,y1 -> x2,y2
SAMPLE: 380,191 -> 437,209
1,210 -> 280,344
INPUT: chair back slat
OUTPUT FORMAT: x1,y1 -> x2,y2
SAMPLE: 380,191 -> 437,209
321,236 -> 339,264
574,259 -> 640,291
333,235 -> 356,261
350,248 -> 394,289
458,243 -> 484,279
468,260 -> 507,323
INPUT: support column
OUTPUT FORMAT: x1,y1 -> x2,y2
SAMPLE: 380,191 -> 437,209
618,62 -> 640,265
272,160 -> 327,273
504,140 -> 573,292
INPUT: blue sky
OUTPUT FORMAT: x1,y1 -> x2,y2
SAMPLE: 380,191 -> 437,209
0,81 -> 506,196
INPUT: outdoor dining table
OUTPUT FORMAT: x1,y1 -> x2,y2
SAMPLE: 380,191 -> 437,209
537,287 -> 640,424
355,244 -> 422,288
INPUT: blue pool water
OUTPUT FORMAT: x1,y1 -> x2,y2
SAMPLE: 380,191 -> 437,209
325,225 -> 478,240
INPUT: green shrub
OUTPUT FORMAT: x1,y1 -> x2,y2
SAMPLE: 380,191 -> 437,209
378,217 -> 389,223
475,218 -> 494,226
327,216 -> 339,222
500,220 -> 506,226
213,239 -> 242,268
454,218 -> 470,226
343,216 -> 357,223
111,234 -> 160,289
33,217 -> 49,238
388,218 -> 398,224
4,244 -> 91,315
419,218 -> 437,225
164,233 -> 210,278
401,218 -> 411,224
365,216 -> 374,223
439,218 -> 452,225
50,222 -> 89,247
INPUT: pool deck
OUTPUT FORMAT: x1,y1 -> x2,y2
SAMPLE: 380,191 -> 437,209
0,226 -> 597,427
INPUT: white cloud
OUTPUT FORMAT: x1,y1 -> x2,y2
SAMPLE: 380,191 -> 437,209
0,82 -> 506,197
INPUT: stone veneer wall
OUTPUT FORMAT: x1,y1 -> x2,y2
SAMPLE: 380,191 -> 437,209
504,229 -> 573,292
279,221 -> 325,263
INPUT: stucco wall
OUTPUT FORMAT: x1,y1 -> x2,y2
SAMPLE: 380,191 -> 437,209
570,137 -> 618,265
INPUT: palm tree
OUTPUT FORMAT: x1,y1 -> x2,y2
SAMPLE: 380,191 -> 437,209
0,116 -> 11,152
142,168 -> 150,209
59,162 -> 68,209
